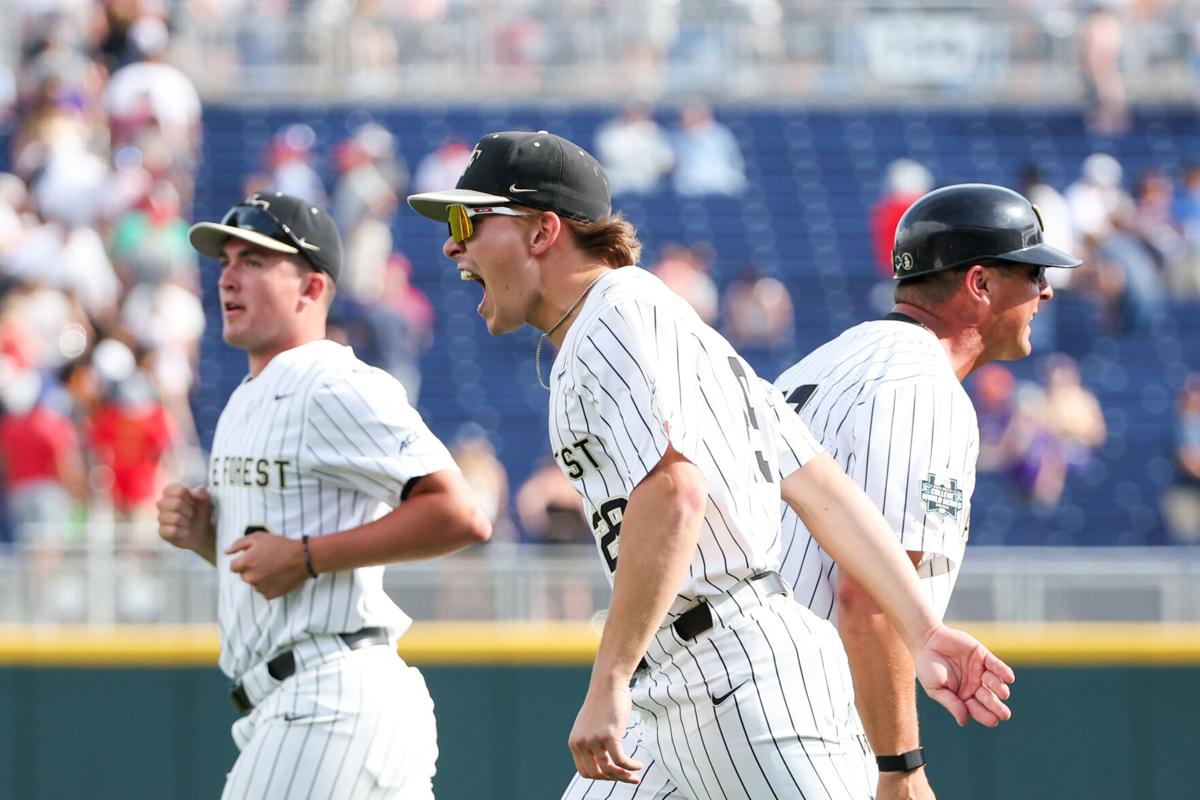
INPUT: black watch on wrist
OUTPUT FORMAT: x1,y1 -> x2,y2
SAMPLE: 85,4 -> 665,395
876,747 -> 926,772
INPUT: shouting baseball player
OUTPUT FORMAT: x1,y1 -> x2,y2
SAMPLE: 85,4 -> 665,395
408,132 -> 1015,799
157,192 -> 491,799
776,183 -> 1082,798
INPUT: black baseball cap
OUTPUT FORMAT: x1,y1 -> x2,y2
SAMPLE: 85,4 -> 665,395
188,192 -> 343,282
407,131 -> 611,224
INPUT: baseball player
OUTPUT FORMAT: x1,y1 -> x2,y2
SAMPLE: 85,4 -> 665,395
156,192 -> 491,799
408,132 -> 1015,799
777,184 -> 1082,799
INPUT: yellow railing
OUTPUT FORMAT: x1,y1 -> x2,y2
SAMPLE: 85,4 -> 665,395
3,623 -> 1200,667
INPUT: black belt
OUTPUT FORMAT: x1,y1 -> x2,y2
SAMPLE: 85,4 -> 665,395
636,572 -> 787,673
229,627 -> 390,714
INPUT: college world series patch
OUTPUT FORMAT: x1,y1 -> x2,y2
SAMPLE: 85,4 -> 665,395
920,473 -> 963,520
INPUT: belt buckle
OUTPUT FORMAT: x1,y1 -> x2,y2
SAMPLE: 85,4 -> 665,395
750,571 -> 785,599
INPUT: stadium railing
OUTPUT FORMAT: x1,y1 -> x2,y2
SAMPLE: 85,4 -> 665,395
2,531 -> 1199,626
168,0 -> 1197,103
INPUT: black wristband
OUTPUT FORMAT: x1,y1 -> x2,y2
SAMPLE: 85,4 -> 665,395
301,534 -> 318,578
876,747 -> 925,773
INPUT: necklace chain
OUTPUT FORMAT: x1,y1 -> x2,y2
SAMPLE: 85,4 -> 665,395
535,272 -> 607,391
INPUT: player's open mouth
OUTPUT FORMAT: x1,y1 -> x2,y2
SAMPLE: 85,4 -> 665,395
459,269 -> 487,313
223,301 -> 245,315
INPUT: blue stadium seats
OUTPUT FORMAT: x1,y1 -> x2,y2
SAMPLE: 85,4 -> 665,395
186,106 -> 1200,544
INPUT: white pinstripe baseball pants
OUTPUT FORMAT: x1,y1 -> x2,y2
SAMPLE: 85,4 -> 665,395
562,593 -> 875,800
222,646 -> 437,799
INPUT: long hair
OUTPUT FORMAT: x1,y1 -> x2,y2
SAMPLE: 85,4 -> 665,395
562,213 -> 643,268
512,205 -> 644,267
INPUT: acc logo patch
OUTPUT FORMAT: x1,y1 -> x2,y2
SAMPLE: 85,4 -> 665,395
920,473 -> 963,520
894,252 -> 914,273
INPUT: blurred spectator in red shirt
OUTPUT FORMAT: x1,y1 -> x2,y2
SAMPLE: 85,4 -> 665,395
0,363 -> 86,549
869,159 -> 933,278
86,342 -> 177,545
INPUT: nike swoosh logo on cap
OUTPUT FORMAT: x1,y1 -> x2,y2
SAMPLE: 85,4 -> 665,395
509,184 -> 538,193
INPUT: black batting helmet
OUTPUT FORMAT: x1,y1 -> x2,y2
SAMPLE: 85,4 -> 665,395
892,183 -> 1082,280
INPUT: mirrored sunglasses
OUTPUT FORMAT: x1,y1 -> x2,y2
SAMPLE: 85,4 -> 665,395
447,204 -> 530,243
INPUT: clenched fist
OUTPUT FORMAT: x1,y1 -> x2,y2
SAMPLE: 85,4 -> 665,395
227,530 -> 308,599
157,483 -> 216,563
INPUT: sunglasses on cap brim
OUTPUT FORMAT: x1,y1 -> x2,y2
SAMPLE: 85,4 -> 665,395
221,204 -> 304,252
447,204 -> 531,243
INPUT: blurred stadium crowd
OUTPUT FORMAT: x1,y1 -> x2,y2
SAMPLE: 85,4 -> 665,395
2,1 -> 1200,622
0,5 -> 204,558
156,0 -> 1200,107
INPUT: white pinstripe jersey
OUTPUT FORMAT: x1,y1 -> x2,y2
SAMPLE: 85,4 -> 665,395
209,339 -> 457,680
548,267 -> 823,619
775,317 -> 978,623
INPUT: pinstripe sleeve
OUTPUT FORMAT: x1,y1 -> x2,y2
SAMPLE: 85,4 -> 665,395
572,300 -> 702,489
299,369 -> 457,506
856,380 -> 972,560
760,378 -> 823,477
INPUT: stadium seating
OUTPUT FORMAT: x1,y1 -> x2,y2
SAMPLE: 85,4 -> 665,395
186,106 -> 1200,544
